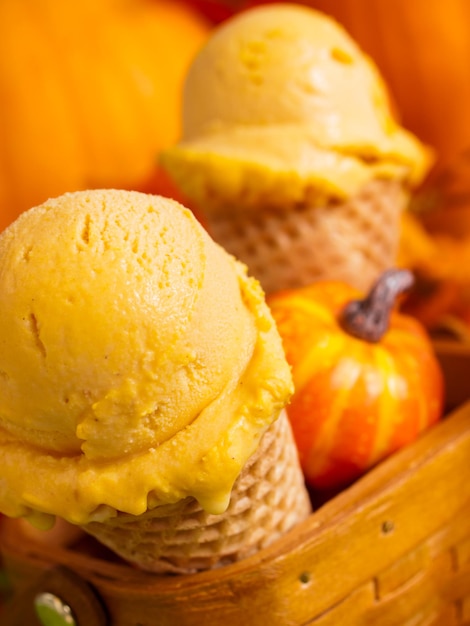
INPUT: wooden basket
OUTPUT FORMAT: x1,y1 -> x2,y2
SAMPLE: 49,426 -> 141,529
1,340 -> 470,626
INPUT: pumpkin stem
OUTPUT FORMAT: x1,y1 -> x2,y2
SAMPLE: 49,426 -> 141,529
339,269 -> 414,343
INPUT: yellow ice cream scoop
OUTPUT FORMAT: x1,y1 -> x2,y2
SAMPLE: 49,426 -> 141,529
162,3 -> 432,213
0,189 -> 293,527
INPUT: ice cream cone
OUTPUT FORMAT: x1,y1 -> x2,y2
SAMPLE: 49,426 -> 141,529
204,179 -> 405,295
0,189 -> 302,562
161,4 -> 432,295
82,410 -> 311,574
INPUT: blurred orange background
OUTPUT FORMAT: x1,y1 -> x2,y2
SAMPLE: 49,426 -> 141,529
2,0 -> 470,333
3,0 -> 470,230
0,0 -> 211,232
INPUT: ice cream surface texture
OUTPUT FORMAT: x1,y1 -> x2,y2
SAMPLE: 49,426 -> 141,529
162,3 -> 432,213
0,189 -> 293,528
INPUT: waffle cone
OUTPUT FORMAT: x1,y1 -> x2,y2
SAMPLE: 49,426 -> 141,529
204,179 -> 407,295
82,411 -> 311,574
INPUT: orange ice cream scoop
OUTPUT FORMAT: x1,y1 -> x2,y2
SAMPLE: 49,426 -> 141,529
0,189 -> 293,528
162,3 -> 432,214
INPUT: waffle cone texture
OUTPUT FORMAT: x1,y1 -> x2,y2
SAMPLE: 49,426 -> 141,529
204,179 -> 406,295
82,410 -> 311,574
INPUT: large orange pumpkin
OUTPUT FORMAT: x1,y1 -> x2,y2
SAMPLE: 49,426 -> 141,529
268,270 -> 445,491
0,0 -> 210,232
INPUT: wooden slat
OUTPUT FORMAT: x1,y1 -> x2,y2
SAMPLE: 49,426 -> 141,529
426,500 -> 470,558
362,550 -> 456,626
377,543 -> 430,598
421,604 -> 460,626
304,582 -> 376,625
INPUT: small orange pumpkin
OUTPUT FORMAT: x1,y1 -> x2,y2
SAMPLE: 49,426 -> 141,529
268,269 -> 445,491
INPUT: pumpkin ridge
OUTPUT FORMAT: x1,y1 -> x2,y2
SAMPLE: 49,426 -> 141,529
368,346 -> 400,465
306,356 -> 363,480
293,334 -> 345,393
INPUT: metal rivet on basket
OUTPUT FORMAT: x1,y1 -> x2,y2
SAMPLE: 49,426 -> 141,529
299,571 -> 311,585
34,591 -> 77,626
381,520 -> 395,534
